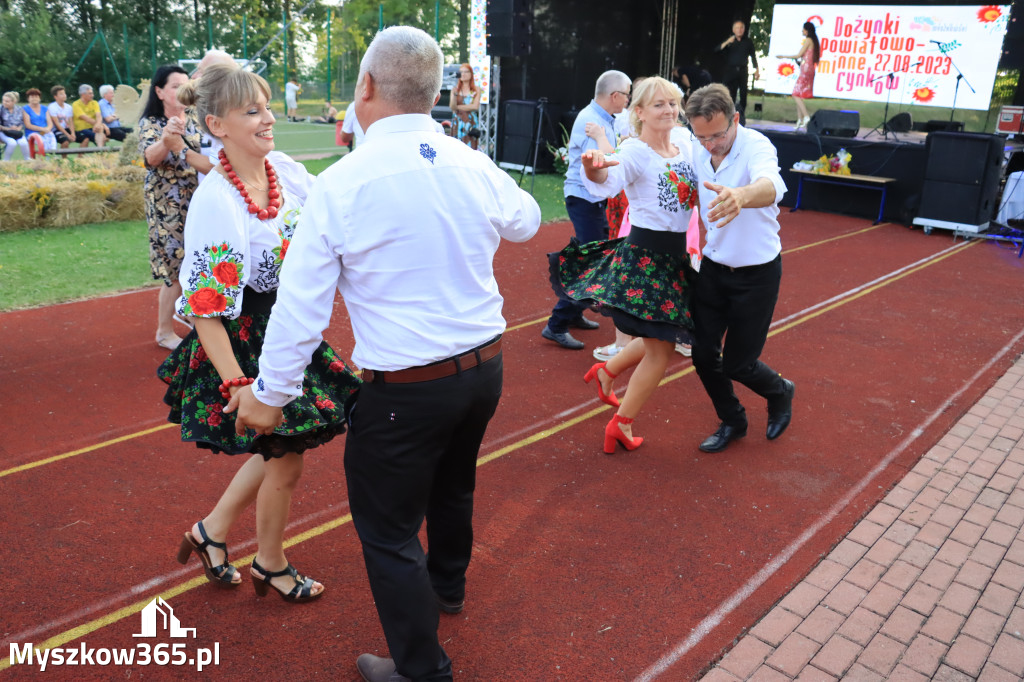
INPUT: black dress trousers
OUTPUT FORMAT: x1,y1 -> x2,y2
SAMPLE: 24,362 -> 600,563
344,353 -> 503,681
691,255 -> 788,427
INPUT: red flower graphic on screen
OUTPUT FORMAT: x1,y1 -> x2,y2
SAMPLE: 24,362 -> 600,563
777,63 -> 795,77
977,5 -> 1002,22
912,87 -> 936,103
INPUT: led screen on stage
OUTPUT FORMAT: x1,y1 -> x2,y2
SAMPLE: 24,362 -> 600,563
765,5 -> 1010,110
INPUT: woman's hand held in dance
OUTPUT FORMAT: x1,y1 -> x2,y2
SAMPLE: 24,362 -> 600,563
581,149 -> 617,183
162,113 -> 186,153
704,181 -> 743,227
225,385 -> 285,436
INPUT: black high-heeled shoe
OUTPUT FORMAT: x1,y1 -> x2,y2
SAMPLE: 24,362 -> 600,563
250,559 -> 323,602
176,520 -> 241,588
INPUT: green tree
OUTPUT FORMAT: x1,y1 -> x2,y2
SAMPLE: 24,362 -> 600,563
0,10 -> 71,93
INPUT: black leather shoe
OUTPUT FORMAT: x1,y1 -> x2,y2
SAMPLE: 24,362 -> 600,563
699,422 -> 748,453
766,379 -> 795,440
437,594 -> 465,614
568,315 -> 600,330
541,325 -> 585,350
356,654 -> 410,682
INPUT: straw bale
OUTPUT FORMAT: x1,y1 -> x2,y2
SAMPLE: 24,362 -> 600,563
0,154 -> 145,232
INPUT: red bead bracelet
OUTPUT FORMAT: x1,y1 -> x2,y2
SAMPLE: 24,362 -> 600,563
218,376 -> 255,399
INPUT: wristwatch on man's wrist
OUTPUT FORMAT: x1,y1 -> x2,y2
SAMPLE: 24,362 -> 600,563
178,147 -> 188,162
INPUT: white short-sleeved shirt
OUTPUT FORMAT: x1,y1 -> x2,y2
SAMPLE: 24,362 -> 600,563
175,151 -> 315,319
580,135 -> 698,234
253,113 -> 541,406
48,102 -> 73,130
691,124 -> 787,267
341,102 -> 365,146
285,82 -> 299,106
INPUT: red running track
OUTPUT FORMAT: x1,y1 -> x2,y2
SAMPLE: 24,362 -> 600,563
2,211 -> 1024,680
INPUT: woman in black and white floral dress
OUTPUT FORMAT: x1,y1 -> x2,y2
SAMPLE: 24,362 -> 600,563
549,77 -> 697,454
158,63 -> 360,602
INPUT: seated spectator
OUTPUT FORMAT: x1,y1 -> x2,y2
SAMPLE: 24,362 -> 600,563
0,91 -> 30,161
72,84 -> 109,148
22,88 -> 58,154
99,84 -> 130,142
47,85 -> 74,148
313,101 -> 338,123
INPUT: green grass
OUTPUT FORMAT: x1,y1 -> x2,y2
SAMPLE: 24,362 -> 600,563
0,157 -> 570,312
0,220 -> 152,310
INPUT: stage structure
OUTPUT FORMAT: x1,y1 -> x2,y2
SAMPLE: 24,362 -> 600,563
488,0 -> 717,170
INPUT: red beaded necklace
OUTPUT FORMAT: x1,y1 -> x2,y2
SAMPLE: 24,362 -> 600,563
219,149 -> 281,220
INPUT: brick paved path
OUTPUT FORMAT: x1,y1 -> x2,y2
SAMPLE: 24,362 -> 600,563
699,357 -> 1024,681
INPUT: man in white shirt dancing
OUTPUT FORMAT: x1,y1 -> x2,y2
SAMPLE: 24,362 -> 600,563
230,25 -> 541,682
685,84 -> 795,453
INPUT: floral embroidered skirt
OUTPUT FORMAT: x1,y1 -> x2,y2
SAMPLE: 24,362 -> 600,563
157,289 -> 361,458
548,226 -> 694,345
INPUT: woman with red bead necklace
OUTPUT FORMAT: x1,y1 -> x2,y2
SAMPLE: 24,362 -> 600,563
158,63 -> 360,602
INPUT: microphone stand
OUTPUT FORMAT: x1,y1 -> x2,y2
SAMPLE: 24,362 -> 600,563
866,71 -> 897,140
933,40 -> 975,126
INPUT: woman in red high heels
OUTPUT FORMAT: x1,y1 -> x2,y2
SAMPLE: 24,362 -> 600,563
158,63 -> 360,601
550,77 -> 698,453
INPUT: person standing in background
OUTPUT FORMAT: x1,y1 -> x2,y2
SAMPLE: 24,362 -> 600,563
285,75 -> 301,121
776,21 -> 819,129
715,20 -> 759,126
138,64 -> 214,351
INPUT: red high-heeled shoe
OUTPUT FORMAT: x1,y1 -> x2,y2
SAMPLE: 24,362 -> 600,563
604,414 -> 644,454
584,362 -> 620,407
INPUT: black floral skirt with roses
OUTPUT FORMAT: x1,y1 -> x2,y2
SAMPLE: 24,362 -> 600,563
157,289 -> 361,459
548,226 -> 695,345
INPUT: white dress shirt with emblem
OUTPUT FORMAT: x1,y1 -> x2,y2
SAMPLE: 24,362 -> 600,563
254,113 -> 541,407
692,124 -> 787,268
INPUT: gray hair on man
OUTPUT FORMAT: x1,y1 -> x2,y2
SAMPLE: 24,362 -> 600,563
359,26 -> 443,113
99,84 -> 114,97
196,48 -> 235,76
594,70 -> 631,98
78,83 -> 93,95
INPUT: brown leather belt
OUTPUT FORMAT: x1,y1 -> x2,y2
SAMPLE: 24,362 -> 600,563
362,336 -> 502,384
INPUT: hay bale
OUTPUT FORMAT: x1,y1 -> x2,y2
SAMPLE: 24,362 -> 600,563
0,154 -> 145,232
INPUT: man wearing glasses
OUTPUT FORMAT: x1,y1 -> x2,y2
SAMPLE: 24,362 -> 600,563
542,70 -> 632,350
684,83 -> 795,453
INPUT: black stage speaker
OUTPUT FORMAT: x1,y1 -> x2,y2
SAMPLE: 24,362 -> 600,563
807,109 -> 860,137
885,112 -> 912,133
918,132 -> 1003,225
487,0 -> 532,57
499,99 -> 539,167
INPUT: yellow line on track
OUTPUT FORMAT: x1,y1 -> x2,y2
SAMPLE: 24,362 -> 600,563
0,232 -> 976,671
0,424 -> 176,479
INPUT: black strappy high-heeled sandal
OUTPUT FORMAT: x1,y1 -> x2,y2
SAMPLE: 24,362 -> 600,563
250,559 -> 323,602
176,520 -> 241,588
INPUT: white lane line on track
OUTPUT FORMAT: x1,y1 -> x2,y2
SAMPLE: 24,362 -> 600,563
634,327 -> 1024,681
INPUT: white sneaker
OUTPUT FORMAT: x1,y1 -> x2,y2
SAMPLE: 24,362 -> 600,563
675,343 -> 692,357
593,344 -> 623,362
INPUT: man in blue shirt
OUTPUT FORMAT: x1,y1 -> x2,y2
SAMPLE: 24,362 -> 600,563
542,70 -> 631,350
98,85 -> 128,142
